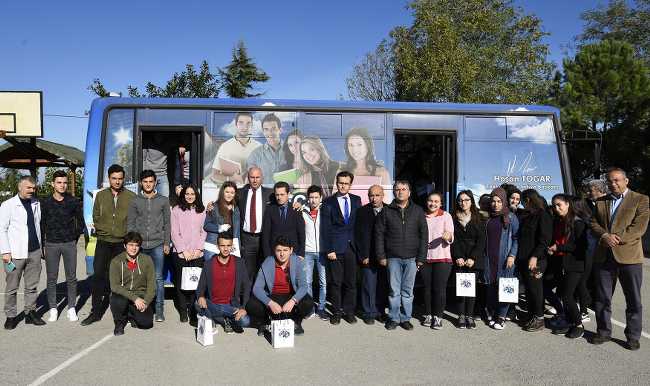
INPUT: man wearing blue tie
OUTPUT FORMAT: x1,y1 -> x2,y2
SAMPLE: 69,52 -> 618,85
261,182 -> 305,260
323,171 -> 362,325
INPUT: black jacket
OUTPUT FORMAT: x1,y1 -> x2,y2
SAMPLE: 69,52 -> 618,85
237,184 -> 274,233
40,194 -> 86,244
195,256 -> 251,308
516,209 -> 553,264
375,200 -> 428,261
323,193 -> 362,255
451,218 -> 486,270
354,203 -> 383,264
554,217 -> 590,272
261,203 -> 306,257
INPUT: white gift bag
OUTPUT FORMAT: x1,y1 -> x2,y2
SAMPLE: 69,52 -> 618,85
498,277 -> 519,303
181,266 -> 202,291
271,319 -> 294,349
455,272 -> 476,297
196,315 -> 217,346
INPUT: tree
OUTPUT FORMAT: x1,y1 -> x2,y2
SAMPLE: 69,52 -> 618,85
558,40 -> 650,192
89,60 -> 220,98
346,39 -> 396,101
356,0 -> 555,104
579,0 -> 650,64
219,41 -> 270,98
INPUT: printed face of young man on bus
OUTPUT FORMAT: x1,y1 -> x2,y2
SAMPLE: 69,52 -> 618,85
247,167 -> 263,189
274,243 -> 293,265
52,176 -> 68,196
109,171 -> 125,192
301,142 -> 321,166
140,175 -> 156,195
234,114 -> 253,139
336,175 -> 352,195
394,183 -> 410,203
274,186 -> 289,206
262,118 -> 282,150
368,185 -> 384,208
217,236 -> 233,257
308,190 -> 322,210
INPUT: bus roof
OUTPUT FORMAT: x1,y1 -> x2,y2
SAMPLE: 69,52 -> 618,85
90,97 -> 560,117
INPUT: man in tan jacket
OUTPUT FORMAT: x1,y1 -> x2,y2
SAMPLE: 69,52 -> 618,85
590,167 -> 649,350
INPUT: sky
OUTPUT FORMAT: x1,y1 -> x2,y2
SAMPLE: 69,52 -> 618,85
0,0 -> 605,152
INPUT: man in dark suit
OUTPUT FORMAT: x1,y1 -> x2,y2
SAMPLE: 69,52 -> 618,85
323,171 -> 362,325
261,182 -> 305,260
355,184 -> 388,325
590,167 -> 649,351
237,166 -> 273,280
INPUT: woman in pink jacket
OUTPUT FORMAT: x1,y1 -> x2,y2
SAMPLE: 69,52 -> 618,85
171,184 -> 207,324
417,192 -> 454,330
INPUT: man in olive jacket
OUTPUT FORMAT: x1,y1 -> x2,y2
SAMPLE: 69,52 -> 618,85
109,232 -> 155,336
590,168 -> 649,350
82,164 -> 136,326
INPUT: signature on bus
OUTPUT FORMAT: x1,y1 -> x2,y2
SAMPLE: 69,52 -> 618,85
506,152 -> 537,175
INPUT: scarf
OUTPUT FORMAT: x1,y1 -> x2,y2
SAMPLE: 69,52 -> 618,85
489,187 -> 510,228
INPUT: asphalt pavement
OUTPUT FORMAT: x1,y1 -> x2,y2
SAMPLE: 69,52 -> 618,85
1,242 -> 649,386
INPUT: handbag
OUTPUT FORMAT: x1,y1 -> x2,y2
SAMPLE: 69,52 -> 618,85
181,266 -> 202,291
498,277 -> 519,303
455,272 -> 476,297
271,319 -> 294,348
196,315 -> 217,346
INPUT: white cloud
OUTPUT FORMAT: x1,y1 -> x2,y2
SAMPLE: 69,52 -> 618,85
507,116 -> 555,144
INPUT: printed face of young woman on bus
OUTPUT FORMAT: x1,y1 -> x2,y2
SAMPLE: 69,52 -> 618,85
458,193 -> 472,212
426,194 -> 442,213
491,196 -> 503,213
223,186 -> 236,204
552,198 -> 569,217
184,187 -> 196,205
347,135 -> 368,162
301,142 -> 321,166
287,135 -> 301,158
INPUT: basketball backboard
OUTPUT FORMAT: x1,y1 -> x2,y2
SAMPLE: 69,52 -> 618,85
0,91 -> 43,137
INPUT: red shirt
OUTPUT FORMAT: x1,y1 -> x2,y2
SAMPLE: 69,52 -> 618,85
552,220 -> 568,257
210,255 -> 236,305
271,262 -> 292,295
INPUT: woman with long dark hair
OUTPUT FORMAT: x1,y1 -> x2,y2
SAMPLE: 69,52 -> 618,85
280,129 -> 306,172
451,190 -> 484,329
548,194 -> 590,339
171,184 -> 207,323
299,136 -> 340,197
483,187 -> 519,330
204,181 -> 240,260
341,127 -> 391,185
517,189 -> 553,332
417,192 -> 454,330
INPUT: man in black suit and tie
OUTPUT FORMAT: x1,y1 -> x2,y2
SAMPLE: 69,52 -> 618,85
323,171 -> 362,325
261,182 -> 305,260
238,166 -> 273,280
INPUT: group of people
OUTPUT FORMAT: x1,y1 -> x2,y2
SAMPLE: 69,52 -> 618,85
1,164 -> 648,352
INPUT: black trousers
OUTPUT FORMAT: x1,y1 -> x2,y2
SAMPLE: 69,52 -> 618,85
455,269 -> 478,317
561,271 -> 586,325
594,255 -> 643,341
360,265 -> 388,318
246,293 -> 314,326
326,247 -> 357,316
173,254 -> 204,318
91,240 -> 124,315
522,271 -> 545,318
110,293 -> 153,329
240,232 -> 263,280
419,262 -> 452,317
578,258 -> 593,313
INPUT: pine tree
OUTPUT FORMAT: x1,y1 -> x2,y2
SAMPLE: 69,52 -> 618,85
219,41 -> 270,98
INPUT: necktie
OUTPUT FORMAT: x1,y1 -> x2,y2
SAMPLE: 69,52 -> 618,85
281,205 -> 287,221
343,196 -> 350,225
250,188 -> 257,233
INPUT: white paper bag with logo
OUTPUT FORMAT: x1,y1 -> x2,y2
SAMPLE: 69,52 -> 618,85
271,319 -> 294,349
455,272 -> 476,297
196,315 -> 217,346
181,266 -> 202,291
498,277 -> 519,303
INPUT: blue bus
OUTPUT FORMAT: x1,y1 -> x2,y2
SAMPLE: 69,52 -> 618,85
83,97 -> 573,236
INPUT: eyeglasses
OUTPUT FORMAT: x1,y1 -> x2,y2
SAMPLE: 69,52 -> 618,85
458,199 -> 471,202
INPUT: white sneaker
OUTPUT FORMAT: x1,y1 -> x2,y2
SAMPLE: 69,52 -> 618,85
47,308 -> 58,322
67,308 -> 78,322
493,318 -> 505,330
581,312 -> 591,322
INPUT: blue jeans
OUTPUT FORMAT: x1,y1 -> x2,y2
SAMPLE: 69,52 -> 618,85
142,246 -> 165,315
304,252 -> 327,311
486,283 -> 511,319
387,257 -> 417,323
155,177 -> 169,198
195,300 -> 250,327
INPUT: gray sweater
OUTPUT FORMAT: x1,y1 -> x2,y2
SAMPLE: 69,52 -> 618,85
127,193 -> 171,249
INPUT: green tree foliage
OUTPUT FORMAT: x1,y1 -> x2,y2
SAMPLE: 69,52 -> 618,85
219,41 -> 270,98
558,40 -> 650,192
386,0 -> 554,103
0,169 -> 20,202
346,39 -> 396,101
579,0 -> 650,64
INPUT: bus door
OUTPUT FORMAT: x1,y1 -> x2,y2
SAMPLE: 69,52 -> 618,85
394,130 -> 456,210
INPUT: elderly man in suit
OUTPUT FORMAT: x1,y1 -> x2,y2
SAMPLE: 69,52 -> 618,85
238,166 -> 274,280
590,167 -> 649,350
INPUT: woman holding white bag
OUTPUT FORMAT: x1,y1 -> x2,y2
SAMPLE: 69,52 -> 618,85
451,190 -> 485,330
204,181 -> 240,260
171,184 -> 207,324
